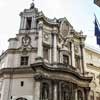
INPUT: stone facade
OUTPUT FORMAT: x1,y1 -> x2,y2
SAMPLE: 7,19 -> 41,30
0,2 -> 94,100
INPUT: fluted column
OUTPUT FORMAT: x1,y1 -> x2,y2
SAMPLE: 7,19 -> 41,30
52,27 -> 58,64
36,21 -> 43,62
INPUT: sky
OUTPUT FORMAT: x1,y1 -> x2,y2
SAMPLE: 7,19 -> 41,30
0,0 -> 100,53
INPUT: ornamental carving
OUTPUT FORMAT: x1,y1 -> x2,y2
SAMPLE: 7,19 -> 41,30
22,34 -> 31,47
43,32 -> 49,42
21,34 -> 33,54
43,32 -> 50,43
60,21 -> 69,38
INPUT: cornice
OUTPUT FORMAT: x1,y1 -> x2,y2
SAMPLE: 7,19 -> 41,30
0,67 -> 34,76
0,48 -> 37,60
31,62 -> 92,83
37,15 -> 59,27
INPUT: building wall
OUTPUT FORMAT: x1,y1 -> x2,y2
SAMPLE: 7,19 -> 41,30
85,47 -> 100,100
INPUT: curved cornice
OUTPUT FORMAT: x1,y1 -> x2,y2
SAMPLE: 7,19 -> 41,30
31,62 -> 92,83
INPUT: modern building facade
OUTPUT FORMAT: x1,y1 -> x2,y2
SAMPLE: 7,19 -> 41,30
0,2 -> 94,100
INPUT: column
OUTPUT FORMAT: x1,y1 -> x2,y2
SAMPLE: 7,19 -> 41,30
75,89 -> 78,100
36,21 -> 43,62
80,44 -> 85,74
60,51 -> 63,63
84,88 -> 90,100
31,15 -> 36,32
71,42 -> 75,68
54,84 -> 58,100
52,27 -> 58,64
23,17 -> 27,29
49,47 -> 52,63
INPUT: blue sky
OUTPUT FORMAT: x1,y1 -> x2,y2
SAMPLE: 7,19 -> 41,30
0,0 -> 100,53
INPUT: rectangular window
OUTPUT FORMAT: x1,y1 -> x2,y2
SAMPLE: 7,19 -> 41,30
26,17 -> 32,30
20,81 -> 24,87
20,56 -> 29,66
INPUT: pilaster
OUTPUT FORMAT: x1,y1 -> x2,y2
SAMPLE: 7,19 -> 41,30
80,43 -> 85,74
75,89 -> 78,100
71,41 -> 75,68
31,15 -> 37,32
52,27 -> 58,64
53,81 -> 58,100
36,21 -> 43,62
49,47 -> 52,64
34,81 -> 41,100
1,75 -> 12,100
23,17 -> 27,29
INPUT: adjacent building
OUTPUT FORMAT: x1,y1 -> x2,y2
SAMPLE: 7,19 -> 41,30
1,1 -> 100,100
85,46 -> 100,100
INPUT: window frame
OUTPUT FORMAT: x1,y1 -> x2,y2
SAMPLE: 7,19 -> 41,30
20,56 -> 29,66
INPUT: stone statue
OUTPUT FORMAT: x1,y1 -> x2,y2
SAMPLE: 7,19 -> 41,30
30,0 -> 35,9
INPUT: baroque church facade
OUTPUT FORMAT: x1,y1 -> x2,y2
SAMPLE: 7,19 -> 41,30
0,2 -> 93,100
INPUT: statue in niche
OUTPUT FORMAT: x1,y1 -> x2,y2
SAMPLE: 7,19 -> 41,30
42,83 -> 49,100
62,84 -> 70,100
77,90 -> 83,100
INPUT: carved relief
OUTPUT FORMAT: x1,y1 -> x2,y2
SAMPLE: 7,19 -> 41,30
60,21 -> 69,38
21,34 -> 33,54
22,34 -> 31,47
41,83 -> 49,100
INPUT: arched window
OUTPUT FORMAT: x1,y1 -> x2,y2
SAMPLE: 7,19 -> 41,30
16,97 -> 27,100
77,90 -> 83,100
41,82 -> 49,100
